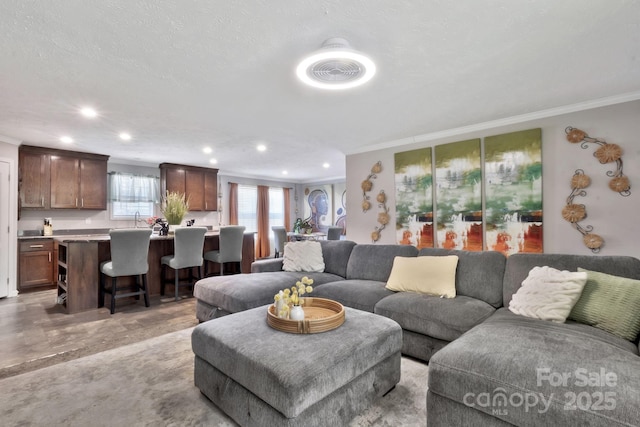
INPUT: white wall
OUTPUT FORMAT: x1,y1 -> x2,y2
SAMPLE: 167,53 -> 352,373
346,100 -> 640,259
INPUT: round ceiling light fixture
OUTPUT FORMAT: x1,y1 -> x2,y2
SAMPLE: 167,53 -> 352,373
296,38 -> 376,90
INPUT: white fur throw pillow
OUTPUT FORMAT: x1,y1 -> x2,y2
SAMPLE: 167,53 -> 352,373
282,241 -> 325,272
509,266 -> 588,323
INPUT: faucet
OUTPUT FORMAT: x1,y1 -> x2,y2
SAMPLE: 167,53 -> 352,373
134,211 -> 140,228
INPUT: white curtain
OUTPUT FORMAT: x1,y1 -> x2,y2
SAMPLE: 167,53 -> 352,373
108,172 -> 159,203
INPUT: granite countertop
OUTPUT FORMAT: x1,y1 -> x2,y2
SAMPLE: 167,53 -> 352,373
17,227 -> 229,242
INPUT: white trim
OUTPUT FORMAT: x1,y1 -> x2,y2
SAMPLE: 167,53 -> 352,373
346,91 -> 640,154
0,156 -> 18,297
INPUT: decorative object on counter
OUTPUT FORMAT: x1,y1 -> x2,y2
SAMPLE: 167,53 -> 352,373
162,191 -> 189,224
371,189 -> 389,243
43,218 -> 53,236
565,126 -> 631,196
361,161 -> 381,212
293,217 -> 312,234
564,127 -> 632,252
158,222 -> 169,236
186,219 -> 196,226
272,276 -> 314,319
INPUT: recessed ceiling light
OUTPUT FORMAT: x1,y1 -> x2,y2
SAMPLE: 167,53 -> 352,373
203,147 -> 213,154
209,158 -> 218,165
282,170 -> 288,175
60,136 -> 74,144
323,163 -> 330,168
257,144 -> 267,152
296,38 -> 376,90
80,107 -> 97,118
119,132 -> 132,141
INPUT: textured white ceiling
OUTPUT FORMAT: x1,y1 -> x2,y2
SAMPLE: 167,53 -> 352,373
1,1 -> 639,182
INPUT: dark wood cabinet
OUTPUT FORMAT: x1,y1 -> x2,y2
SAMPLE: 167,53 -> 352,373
18,148 -> 50,208
50,155 -> 80,208
204,171 -> 217,212
19,145 -> 109,210
56,241 -> 99,314
79,158 -> 108,209
18,239 -> 54,291
160,163 -> 218,211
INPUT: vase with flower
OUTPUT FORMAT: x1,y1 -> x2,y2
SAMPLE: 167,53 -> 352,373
273,276 -> 314,320
161,191 -> 189,234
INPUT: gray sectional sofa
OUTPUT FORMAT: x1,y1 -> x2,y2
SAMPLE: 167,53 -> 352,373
193,240 -> 640,425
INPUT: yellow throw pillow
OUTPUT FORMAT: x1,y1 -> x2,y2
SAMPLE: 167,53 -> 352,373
385,255 -> 458,298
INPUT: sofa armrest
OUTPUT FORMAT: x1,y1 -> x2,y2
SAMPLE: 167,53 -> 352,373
251,258 -> 284,273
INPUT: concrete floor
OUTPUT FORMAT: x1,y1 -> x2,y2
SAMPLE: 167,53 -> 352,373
0,288 -> 198,379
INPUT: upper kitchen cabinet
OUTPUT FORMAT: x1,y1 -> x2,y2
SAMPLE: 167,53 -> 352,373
160,163 -> 218,211
19,145 -> 109,210
19,147 -> 50,208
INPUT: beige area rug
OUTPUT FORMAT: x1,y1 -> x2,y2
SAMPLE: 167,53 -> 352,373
0,328 -> 429,426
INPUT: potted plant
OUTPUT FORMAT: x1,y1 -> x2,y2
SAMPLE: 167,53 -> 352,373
294,218 -> 313,234
300,219 -> 313,234
161,191 -> 189,233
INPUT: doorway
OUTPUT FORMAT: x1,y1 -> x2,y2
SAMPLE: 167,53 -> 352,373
0,160 -> 10,297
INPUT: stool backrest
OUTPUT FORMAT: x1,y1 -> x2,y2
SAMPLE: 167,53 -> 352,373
327,226 -> 343,240
109,228 -> 152,276
173,227 -> 207,268
219,226 -> 246,263
272,226 -> 287,254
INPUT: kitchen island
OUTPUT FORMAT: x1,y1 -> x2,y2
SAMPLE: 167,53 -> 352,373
21,230 -> 255,314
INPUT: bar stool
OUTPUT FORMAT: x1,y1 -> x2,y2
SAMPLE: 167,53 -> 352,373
327,226 -> 343,240
204,225 -> 246,276
161,227 -> 207,301
100,228 -> 152,314
272,226 -> 287,258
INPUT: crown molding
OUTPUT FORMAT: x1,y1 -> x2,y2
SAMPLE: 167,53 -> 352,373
346,91 -> 640,155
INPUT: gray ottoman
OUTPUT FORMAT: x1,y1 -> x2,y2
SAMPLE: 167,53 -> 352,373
191,305 -> 402,426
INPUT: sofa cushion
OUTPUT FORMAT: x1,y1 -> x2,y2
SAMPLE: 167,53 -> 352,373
418,248 -> 505,307
346,244 -> 418,282
569,268 -> 640,341
194,271 -> 344,314
385,255 -> 458,298
374,292 -> 495,342
319,240 -> 357,278
503,253 -> 640,307
428,308 -> 640,426
509,266 -> 587,323
312,279 -> 395,312
283,241 -> 325,272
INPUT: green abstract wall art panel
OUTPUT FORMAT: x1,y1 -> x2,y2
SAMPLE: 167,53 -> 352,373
394,147 -> 434,248
484,128 -> 543,255
435,139 -> 483,251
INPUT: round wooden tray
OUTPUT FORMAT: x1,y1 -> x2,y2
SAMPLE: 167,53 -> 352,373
267,297 -> 345,334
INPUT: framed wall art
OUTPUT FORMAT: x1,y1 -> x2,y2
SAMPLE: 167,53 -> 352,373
435,139 -> 483,251
394,147 -> 434,248
484,128 -> 542,255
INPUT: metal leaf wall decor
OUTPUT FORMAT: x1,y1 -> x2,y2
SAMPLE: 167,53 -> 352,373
563,127 -> 631,252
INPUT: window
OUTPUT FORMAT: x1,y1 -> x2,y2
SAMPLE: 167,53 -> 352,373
236,185 -> 285,238
237,184 -> 257,232
108,172 -> 159,220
